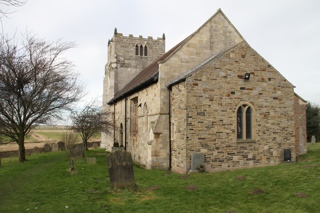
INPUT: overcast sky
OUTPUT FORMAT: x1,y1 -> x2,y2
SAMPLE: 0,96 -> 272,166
1,0 -> 320,106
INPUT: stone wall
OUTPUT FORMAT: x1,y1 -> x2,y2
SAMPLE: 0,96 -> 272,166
112,83 -> 169,169
171,42 -> 296,173
294,94 -> 307,155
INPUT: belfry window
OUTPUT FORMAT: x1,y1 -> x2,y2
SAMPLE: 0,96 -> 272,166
144,45 -> 148,56
237,104 -> 253,140
140,45 -> 143,56
135,45 -> 139,55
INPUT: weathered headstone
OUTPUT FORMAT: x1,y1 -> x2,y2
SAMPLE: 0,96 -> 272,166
311,135 -> 316,144
87,157 -> 96,164
189,153 -> 204,173
33,146 -> 41,154
68,143 -> 84,159
43,143 -> 51,153
57,141 -> 65,151
51,143 -> 58,152
107,150 -> 135,189
93,143 -> 98,149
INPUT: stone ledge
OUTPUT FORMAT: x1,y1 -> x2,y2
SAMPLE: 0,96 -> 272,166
236,139 -> 256,143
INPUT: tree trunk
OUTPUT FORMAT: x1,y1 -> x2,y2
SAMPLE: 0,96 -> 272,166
18,141 -> 26,162
83,140 -> 88,150
18,132 -> 26,162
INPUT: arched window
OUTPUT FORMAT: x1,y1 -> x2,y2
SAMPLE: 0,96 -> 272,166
237,104 -> 253,140
140,45 -> 143,56
135,45 -> 139,55
144,45 -> 148,56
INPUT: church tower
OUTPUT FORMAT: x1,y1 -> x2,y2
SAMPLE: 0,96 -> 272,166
101,29 -> 165,148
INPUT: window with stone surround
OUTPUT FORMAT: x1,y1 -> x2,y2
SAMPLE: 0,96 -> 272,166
237,104 -> 254,141
130,97 -> 138,133
135,44 -> 139,55
144,45 -> 148,56
140,45 -> 143,56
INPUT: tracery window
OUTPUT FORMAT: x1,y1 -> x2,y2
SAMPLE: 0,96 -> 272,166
237,104 -> 253,140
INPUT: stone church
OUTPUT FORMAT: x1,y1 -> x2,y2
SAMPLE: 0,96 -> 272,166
102,9 -> 307,173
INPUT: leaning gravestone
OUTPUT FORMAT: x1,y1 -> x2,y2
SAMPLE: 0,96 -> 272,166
107,150 -> 135,189
311,135 -> 316,144
57,141 -> 65,151
43,143 -> 51,153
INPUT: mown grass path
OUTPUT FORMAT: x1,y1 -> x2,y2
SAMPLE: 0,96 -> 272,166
1,145 -> 320,212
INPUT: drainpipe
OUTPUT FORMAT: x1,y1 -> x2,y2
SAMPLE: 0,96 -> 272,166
124,98 -> 127,151
168,88 -> 172,170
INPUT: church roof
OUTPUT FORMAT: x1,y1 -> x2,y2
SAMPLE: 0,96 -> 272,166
107,35 -> 191,104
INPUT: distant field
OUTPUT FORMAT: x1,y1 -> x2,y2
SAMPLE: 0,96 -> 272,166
1,126 -> 101,144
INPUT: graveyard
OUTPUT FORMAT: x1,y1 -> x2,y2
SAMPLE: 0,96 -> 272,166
0,143 -> 320,212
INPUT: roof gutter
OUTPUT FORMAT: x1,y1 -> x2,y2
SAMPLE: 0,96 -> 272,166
107,72 -> 159,105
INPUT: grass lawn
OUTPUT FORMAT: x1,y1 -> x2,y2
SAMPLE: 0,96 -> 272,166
0,144 -> 320,212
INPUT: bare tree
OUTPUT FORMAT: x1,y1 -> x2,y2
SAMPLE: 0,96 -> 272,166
0,33 -> 83,162
0,0 -> 26,17
70,102 -> 114,150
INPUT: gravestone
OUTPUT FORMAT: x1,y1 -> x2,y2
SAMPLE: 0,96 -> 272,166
57,141 -> 65,151
311,135 -> 316,144
68,143 -> 84,159
33,146 -> 41,154
43,143 -> 51,153
93,143 -> 98,149
107,150 -> 135,189
189,153 -> 204,173
51,143 -> 58,152
87,157 -> 96,164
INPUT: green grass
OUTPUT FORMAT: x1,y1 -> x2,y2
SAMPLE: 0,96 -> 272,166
1,144 -> 320,212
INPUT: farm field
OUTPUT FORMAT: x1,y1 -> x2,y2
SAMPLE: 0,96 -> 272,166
0,144 -> 319,212
0,126 -> 101,152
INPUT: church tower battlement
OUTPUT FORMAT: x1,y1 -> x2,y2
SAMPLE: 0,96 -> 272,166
103,29 -> 165,107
